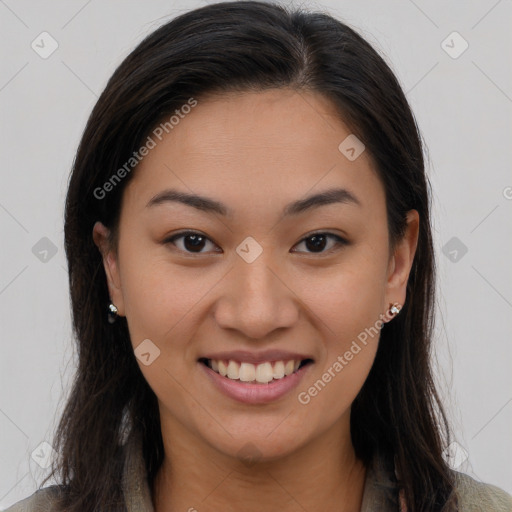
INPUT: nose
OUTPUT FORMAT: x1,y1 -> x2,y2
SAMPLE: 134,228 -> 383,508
213,251 -> 300,340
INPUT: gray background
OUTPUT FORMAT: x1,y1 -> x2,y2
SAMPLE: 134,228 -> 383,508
1,0 -> 511,507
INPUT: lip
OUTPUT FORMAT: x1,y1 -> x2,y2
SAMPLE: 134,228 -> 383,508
198,359 -> 313,404
199,349 -> 313,365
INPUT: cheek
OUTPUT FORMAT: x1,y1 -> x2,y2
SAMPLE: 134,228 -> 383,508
119,247 -> 218,343
297,249 -> 388,338
294,252 -> 386,410
301,340 -> 378,423
297,278 -> 382,420
118,255 -> 211,416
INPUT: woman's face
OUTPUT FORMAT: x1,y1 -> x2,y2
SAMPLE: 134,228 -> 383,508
94,88 -> 418,462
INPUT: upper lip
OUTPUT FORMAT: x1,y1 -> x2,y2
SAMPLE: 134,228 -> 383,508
199,349 -> 314,365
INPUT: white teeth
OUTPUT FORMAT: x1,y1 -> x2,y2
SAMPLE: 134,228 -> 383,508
284,360 -> 295,376
256,362 -> 273,383
218,360 -> 228,377
227,360 -> 239,380
239,362 -> 255,382
272,361 -> 285,379
207,358 -> 305,383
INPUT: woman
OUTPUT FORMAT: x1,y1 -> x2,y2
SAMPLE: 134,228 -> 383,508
6,1 -> 511,511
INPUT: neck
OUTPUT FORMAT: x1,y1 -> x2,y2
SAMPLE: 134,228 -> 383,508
152,415 -> 367,512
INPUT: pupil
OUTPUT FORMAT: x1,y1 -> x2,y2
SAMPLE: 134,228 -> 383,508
185,234 -> 205,252
306,235 -> 326,252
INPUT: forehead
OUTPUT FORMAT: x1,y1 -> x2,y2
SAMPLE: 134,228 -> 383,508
161,89 -> 356,165
124,88 -> 384,213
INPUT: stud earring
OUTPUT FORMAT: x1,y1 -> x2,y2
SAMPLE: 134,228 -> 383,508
389,302 -> 402,316
107,302 -> 118,324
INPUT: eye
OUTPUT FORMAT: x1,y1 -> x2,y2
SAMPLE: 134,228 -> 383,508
291,232 -> 348,254
164,231 -> 348,255
165,231 -> 220,254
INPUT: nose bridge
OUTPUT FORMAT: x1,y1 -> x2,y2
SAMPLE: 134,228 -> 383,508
214,243 -> 299,338
238,250 -> 280,302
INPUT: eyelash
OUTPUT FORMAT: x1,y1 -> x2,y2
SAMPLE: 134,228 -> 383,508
164,230 -> 348,256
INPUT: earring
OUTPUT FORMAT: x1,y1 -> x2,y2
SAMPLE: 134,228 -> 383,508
389,302 -> 402,316
107,302 -> 118,324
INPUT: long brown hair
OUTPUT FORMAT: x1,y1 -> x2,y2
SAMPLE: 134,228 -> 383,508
42,1 -> 456,510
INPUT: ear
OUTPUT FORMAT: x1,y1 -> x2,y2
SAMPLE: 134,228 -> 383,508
384,210 -> 419,316
92,221 -> 125,316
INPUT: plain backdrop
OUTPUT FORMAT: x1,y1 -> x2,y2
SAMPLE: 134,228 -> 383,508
1,0 -> 511,508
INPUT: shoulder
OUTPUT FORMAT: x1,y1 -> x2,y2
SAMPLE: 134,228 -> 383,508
2,485 -> 64,512
452,470 -> 512,512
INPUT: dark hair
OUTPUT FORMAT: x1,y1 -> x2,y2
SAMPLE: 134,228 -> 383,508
42,1 -> 456,510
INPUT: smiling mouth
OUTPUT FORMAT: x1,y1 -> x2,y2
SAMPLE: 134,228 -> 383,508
198,357 -> 314,385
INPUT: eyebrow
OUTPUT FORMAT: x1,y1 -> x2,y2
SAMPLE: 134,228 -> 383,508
146,187 -> 361,218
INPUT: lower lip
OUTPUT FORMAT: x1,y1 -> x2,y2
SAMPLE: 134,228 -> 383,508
199,361 -> 312,405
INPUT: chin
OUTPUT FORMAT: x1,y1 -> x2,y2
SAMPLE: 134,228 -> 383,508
201,423 -> 308,465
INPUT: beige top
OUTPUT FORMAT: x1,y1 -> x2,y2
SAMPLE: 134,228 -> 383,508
5,430 -> 512,511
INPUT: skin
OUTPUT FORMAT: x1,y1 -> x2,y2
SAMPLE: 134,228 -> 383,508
93,88 -> 419,512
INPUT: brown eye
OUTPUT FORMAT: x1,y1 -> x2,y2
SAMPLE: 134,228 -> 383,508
292,233 -> 348,254
166,231 -> 219,254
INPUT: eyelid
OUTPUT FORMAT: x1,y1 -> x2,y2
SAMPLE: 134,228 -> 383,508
291,232 -> 348,255
165,230 -> 220,255
298,229 -> 349,244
